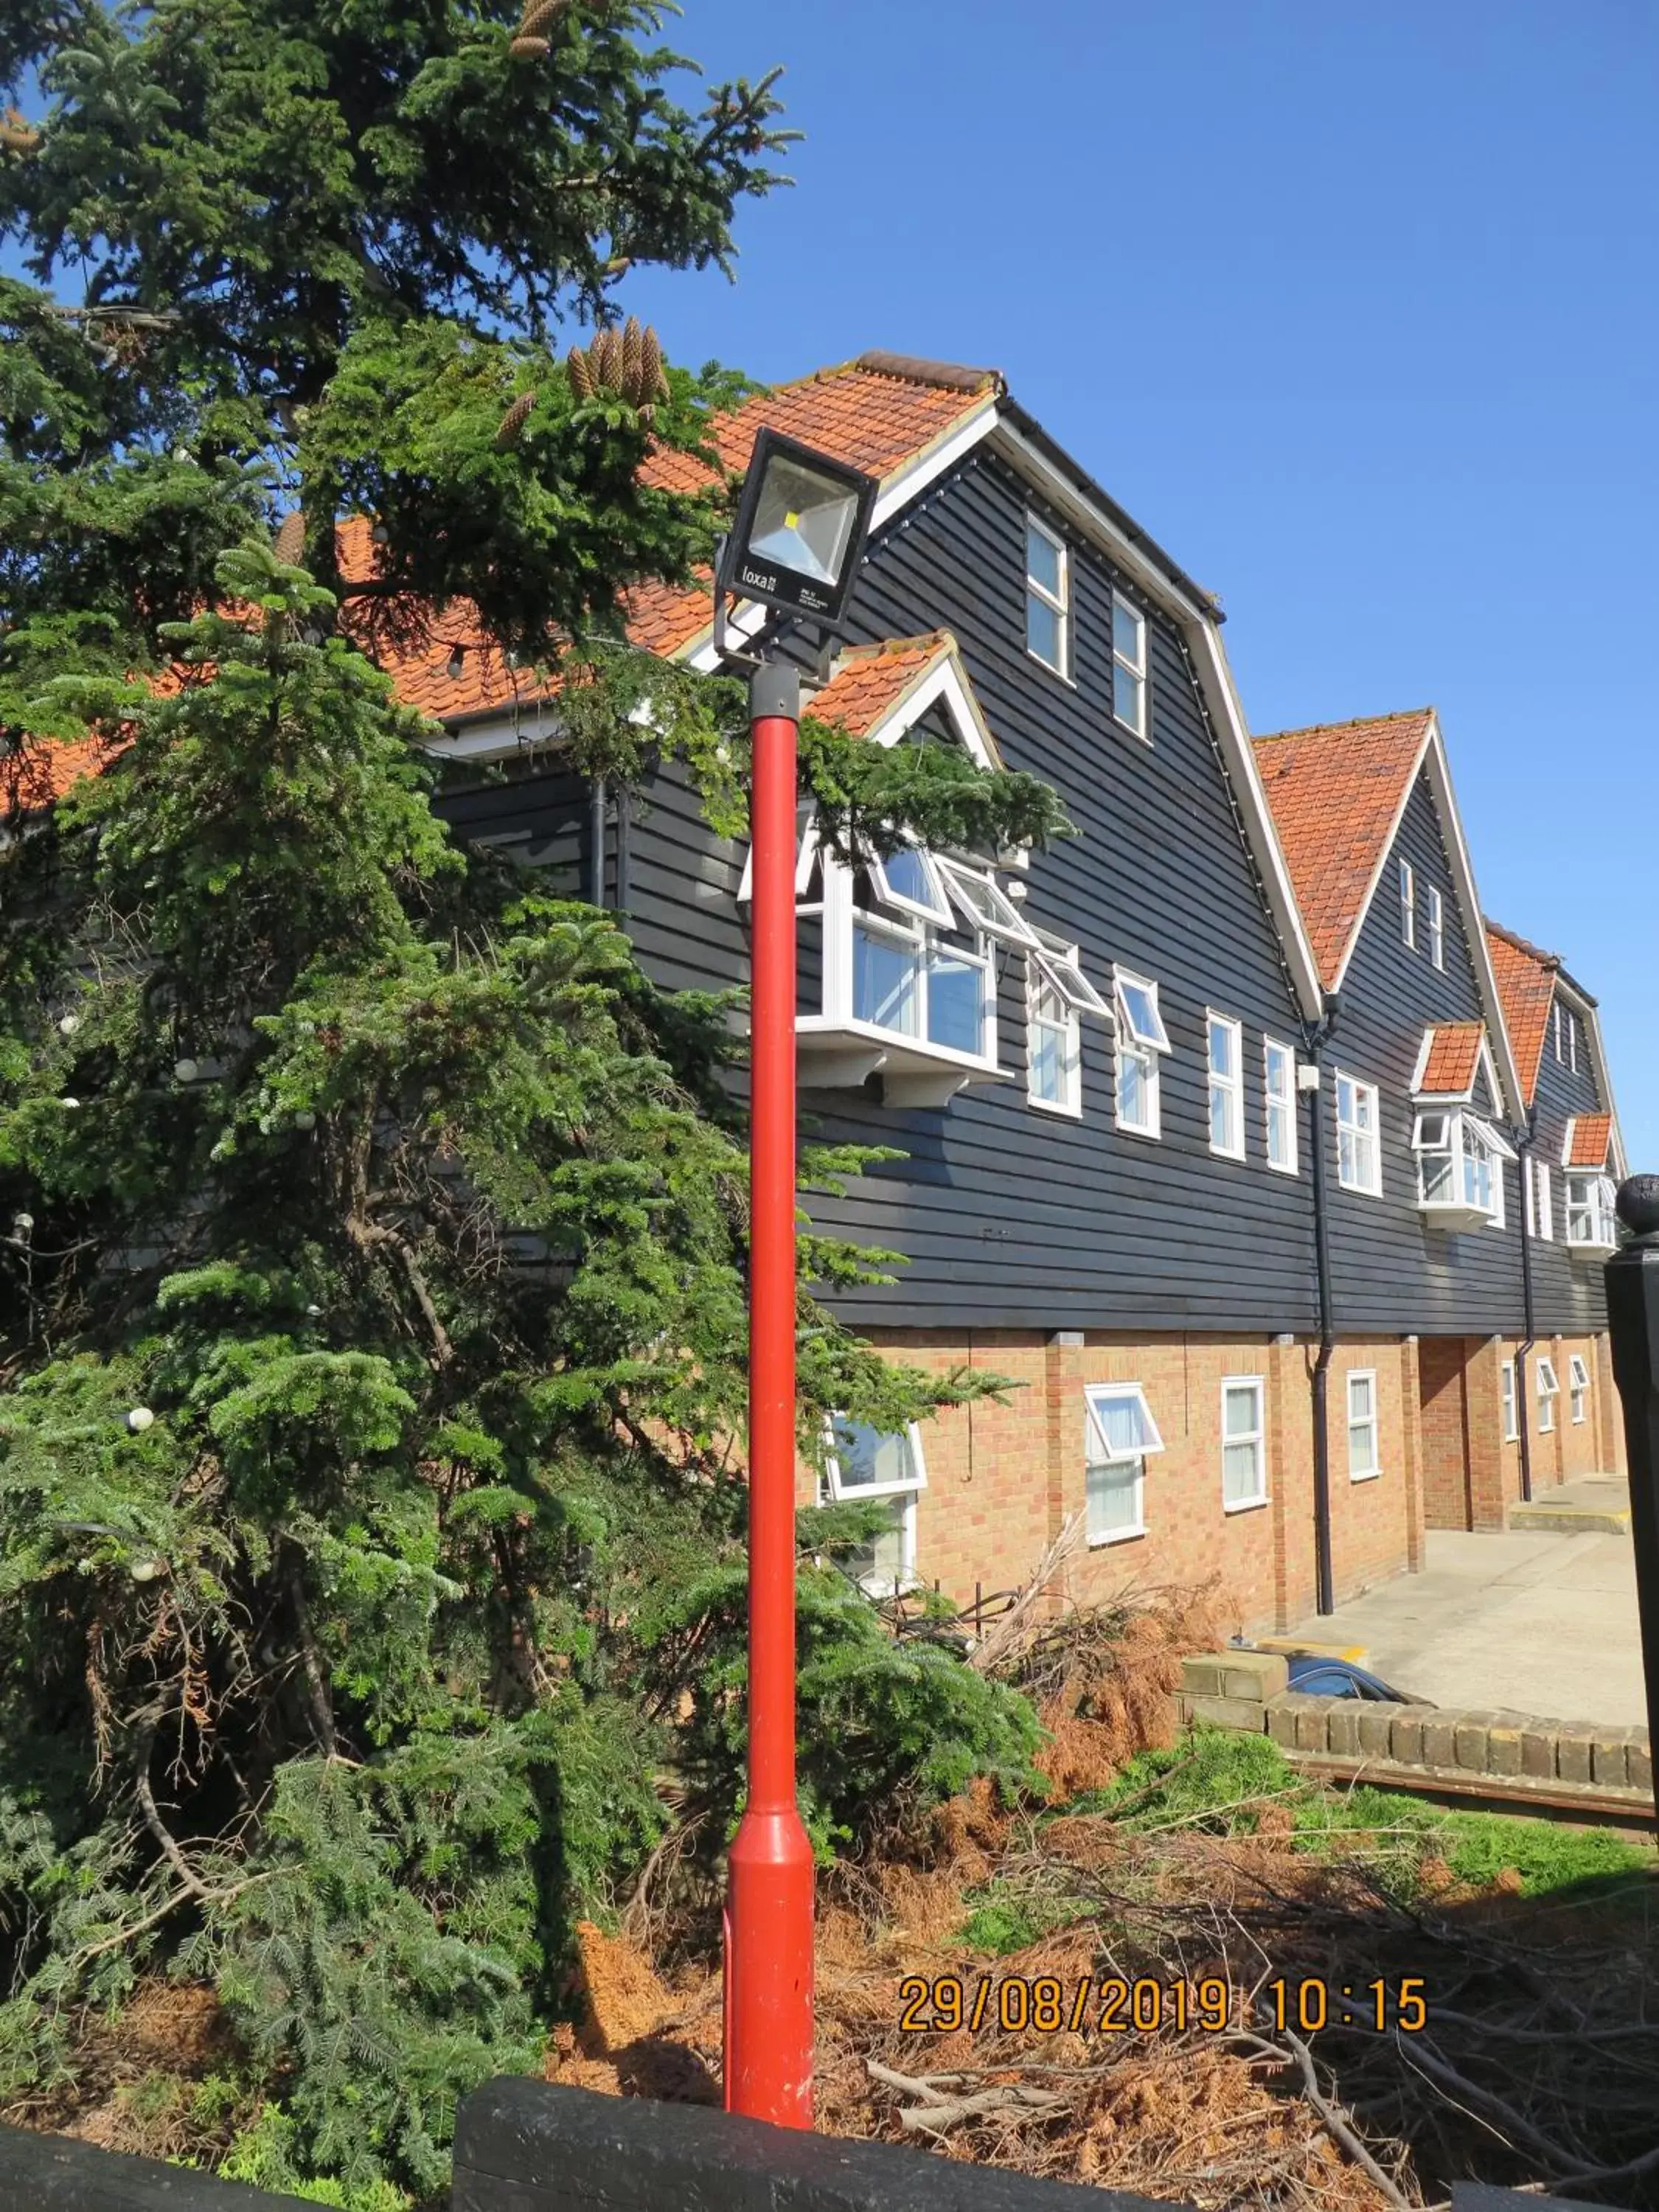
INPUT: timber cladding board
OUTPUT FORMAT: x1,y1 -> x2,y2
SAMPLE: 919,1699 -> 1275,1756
1528,996 -> 1614,1338
0,2120 -> 316,2207
451,2076 -> 1170,2212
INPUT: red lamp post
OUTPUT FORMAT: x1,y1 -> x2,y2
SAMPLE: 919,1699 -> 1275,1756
715,431 -> 877,2129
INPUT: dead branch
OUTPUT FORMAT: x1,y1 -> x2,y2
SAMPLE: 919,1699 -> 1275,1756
969,1511 -> 1085,1674
866,2059 -> 1063,2133
1238,2029 -> 1415,2212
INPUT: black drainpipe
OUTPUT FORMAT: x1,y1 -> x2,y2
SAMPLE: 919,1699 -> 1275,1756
588,776 -> 608,908
1514,1110 -> 1538,1504
615,783 -> 633,914
1303,991 -> 1341,1615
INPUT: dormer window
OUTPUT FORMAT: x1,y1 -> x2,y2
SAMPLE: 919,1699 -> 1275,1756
1399,860 -> 1416,948
1412,1108 -> 1513,1230
1110,591 -> 1147,739
1026,515 -> 1070,678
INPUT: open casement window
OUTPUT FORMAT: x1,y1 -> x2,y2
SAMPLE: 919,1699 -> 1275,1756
1113,968 -> 1172,1138
933,855 -> 1040,947
1110,591 -> 1147,739
822,1417 -> 926,1596
1412,1109 -> 1514,1231
1083,1384 -> 1164,1545
1536,1356 -> 1559,1433
1025,941 -> 1106,1114
1565,1172 -> 1618,1253
1346,1370 -> 1380,1480
1568,1354 -> 1591,1425
1335,1072 -> 1381,1194
1221,1377 -> 1267,1510
1500,1360 -> 1518,1442
863,840 -> 953,926
1207,1013 -> 1245,1160
737,803 -> 821,905
1263,1037 -> 1298,1174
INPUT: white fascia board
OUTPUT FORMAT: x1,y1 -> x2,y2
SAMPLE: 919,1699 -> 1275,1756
420,709 -> 560,762
1416,717 -> 1527,1124
1183,622 -> 1325,1020
850,650 -> 998,772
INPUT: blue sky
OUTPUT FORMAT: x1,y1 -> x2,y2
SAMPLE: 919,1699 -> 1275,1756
620,0 -> 1658,1161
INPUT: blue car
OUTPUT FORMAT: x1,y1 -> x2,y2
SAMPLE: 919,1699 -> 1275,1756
1281,1653 -> 1430,1705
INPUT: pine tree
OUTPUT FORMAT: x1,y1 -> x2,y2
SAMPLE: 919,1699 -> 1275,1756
0,6 -> 1061,2196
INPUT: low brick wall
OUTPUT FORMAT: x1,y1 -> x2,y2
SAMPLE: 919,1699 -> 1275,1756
1178,1655 -> 1655,1815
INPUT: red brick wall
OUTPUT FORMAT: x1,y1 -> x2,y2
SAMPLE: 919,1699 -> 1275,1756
1418,1335 -> 1474,1530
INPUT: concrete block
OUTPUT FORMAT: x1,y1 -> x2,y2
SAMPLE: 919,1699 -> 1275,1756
1186,1694 -> 1271,1733
1520,1726 -> 1557,1781
1630,1734 -> 1652,1795
1221,1652 -> 1290,1702
1180,1658 -> 1228,1699
1357,1708 -> 1395,1761
1453,1717 -> 1491,1773
1293,1698 -> 1334,1751
1326,1705 -> 1362,1757
1555,1728 -> 1595,1785
1265,1698 -> 1299,1748
1591,1732 -> 1629,1789
1421,1715 -> 1458,1767
1486,1725 -> 1523,1778
0,2120 -> 316,2205
1391,1711 -> 1426,1764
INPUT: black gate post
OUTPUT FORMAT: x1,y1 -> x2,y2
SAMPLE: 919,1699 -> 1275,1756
1604,1175 -> 1659,1827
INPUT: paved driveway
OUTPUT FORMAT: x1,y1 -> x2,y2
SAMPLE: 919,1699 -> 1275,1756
1287,1517 -> 1645,1727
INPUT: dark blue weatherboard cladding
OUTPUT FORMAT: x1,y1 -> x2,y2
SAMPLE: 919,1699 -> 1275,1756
1323,771 -> 1523,1335
446,445 -> 1322,1336
1528,987 -> 1611,1335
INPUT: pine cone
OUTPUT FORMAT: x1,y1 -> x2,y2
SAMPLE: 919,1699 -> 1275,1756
639,326 -> 667,403
495,390 -> 536,449
509,35 -> 549,58
567,346 -> 595,401
0,108 -> 41,154
591,325 -> 622,389
622,315 -> 645,399
274,511 -> 306,564
518,0 -> 566,36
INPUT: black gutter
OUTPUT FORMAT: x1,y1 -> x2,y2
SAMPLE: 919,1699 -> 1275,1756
1302,992 -> 1341,1615
588,776 -> 607,908
1514,1111 -> 1538,1504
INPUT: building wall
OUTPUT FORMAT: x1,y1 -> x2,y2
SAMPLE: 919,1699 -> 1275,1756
1526,984 -> 1613,1337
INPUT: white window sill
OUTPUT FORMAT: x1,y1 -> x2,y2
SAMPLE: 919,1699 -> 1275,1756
1349,1467 -> 1382,1484
1567,1239 -> 1617,1259
1110,712 -> 1151,747
1026,647 -> 1077,689
1339,1178 -> 1384,1199
1224,1495 -> 1270,1515
1266,1159 -> 1300,1178
1088,1526 -> 1146,1548
797,1019 -> 1005,1106
1028,1093 -> 1083,1120
1114,1118 -> 1161,1142
1209,1144 -> 1248,1164
1417,1200 -> 1496,1233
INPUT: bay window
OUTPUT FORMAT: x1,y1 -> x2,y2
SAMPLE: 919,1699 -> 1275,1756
1412,1107 -> 1513,1229
1565,1172 -> 1618,1251
1083,1382 -> 1164,1544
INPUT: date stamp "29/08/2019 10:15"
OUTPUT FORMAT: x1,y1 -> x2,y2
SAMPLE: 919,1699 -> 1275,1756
897,1976 -> 1430,2039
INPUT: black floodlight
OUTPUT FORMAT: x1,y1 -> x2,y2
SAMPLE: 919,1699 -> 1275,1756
717,427 -> 877,625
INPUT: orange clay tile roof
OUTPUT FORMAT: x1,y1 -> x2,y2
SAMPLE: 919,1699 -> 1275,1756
1,732 -> 117,817
1484,919 -> 1559,1109
807,631 -> 956,737
1418,1022 -> 1486,1095
1251,710 -> 1434,988
1564,1113 -> 1613,1169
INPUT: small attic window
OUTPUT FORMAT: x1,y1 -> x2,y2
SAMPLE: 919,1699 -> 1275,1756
1399,860 -> 1416,949
1026,516 -> 1069,678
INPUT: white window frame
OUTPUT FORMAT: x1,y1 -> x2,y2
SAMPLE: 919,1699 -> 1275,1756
932,854 -> 1041,947
1026,513 -> 1070,680
863,838 -> 954,927
1112,967 -> 1171,1139
1346,1369 -> 1380,1481
1526,1156 -> 1555,1242
1026,951 -> 1082,1118
1536,1355 -> 1559,1433
1335,1071 -> 1382,1196
1500,1359 -> 1518,1443
1568,1354 -> 1590,1425
1412,1108 -> 1512,1227
1110,589 -> 1148,740
1399,860 -> 1416,949
818,1418 -> 928,1599
1554,1004 -> 1565,1062
1427,885 -> 1444,970
1206,1012 -> 1245,1161
1565,1171 -> 1618,1251
1220,1375 -> 1267,1512
849,894 -> 993,1062
1261,1036 -> 1298,1175
1082,1382 -> 1164,1546
1568,1010 -> 1579,1072
824,1416 -> 928,1503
